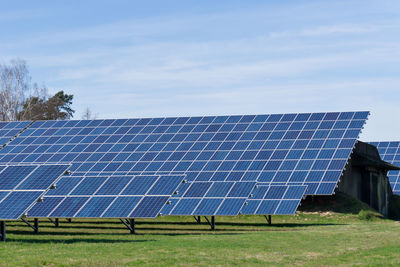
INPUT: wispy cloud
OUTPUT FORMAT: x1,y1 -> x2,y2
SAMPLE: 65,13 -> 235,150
269,24 -> 381,38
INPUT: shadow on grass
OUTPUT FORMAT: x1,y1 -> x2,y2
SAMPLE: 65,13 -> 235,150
130,221 -> 345,228
5,236 -> 155,244
8,220 -> 344,229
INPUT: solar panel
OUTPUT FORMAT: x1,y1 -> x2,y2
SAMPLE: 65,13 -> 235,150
0,112 -> 368,200
0,164 -> 70,220
28,174 -> 185,218
241,185 -> 307,215
369,141 -> 400,195
162,181 -> 256,216
0,121 -> 32,147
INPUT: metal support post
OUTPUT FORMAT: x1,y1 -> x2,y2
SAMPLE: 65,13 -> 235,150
264,215 -> 272,225
21,218 -> 39,233
194,216 -> 201,224
34,218 -> 39,233
67,218 -> 72,223
49,218 -> 59,227
120,218 -> 135,234
0,221 -> 5,242
130,219 -> 135,234
204,216 -> 216,230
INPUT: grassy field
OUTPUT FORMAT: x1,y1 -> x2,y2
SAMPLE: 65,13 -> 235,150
1,196 -> 400,266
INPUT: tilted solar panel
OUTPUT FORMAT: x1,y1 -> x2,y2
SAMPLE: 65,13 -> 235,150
28,174 -> 185,218
0,112 -> 368,199
161,181 -> 256,216
369,142 -> 400,195
0,164 -> 70,220
0,121 -> 32,147
240,185 -> 307,215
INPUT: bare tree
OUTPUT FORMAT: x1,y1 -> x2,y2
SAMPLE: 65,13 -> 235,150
0,59 -> 30,121
82,107 -> 98,120
0,59 -> 74,121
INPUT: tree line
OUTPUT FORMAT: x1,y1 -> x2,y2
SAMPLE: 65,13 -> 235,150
0,59 -> 94,121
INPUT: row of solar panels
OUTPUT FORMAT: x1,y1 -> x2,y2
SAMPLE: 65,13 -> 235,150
0,165 -> 306,220
0,112 -> 377,221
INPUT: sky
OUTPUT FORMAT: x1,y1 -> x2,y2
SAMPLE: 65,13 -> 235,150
0,0 -> 399,141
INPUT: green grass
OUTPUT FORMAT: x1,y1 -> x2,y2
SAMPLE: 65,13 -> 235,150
0,194 -> 399,266
1,212 -> 400,266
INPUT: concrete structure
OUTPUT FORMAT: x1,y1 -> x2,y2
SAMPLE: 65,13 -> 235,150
338,141 -> 400,216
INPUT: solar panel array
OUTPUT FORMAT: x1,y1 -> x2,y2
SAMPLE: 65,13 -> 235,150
0,164 -> 70,220
369,142 -> 400,195
0,112 -> 368,199
241,185 -> 307,215
28,174 -> 185,218
0,112 -> 368,219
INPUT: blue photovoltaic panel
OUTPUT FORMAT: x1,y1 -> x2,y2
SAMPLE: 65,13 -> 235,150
18,165 -> 71,190
370,142 -> 400,195
0,164 -> 70,220
102,197 -> 142,218
130,196 -> 170,218
76,197 -> 115,217
70,177 -> 108,195
0,191 -> 9,201
48,177 -> 83,195
28,197 -> 65,217
0,165 -> 37,190
50,197 -> 90,217
164,181 -> 255,216
0,112 -> 368,199
0,121 -> 32,147
28,175 -> 185,218
241,185 -> 307,215
95,176 -> 132,195
0,191 -> 43,220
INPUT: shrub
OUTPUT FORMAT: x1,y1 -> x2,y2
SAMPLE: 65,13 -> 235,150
358,210 -> 383,221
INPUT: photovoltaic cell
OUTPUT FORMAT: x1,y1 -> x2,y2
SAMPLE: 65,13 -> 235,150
370,142 -> 400,195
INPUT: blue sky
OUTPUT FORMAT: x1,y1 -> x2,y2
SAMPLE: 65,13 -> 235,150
1,0 -> 399,141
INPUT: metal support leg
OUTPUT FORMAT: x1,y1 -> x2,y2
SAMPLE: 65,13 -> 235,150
67,218 -> 72,223
194,216 -> 201,224
0,221 -> 5,242
34,218 -> 39,233
204,216 -> 216,230
120,219 -> 135,234
21,218 -> 39,233
264,215 -> 272,225
130,219 -> 135,234
49,218 -> 59,227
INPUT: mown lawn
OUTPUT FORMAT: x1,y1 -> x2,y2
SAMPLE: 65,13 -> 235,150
0,212 -> 400,266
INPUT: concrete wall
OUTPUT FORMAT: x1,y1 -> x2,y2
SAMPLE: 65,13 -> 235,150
337,142 -> 394,217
